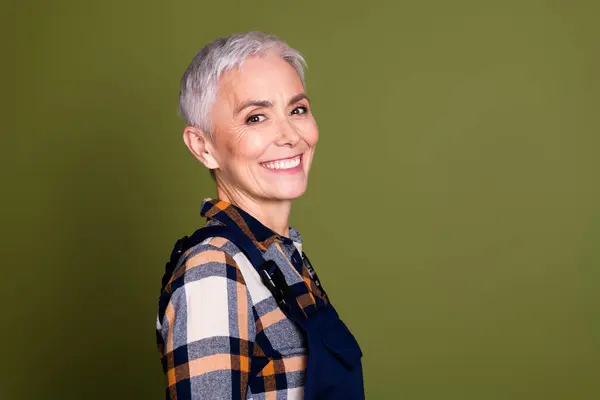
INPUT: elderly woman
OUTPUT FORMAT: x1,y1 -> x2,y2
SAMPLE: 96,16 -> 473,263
156,31 -> 364,399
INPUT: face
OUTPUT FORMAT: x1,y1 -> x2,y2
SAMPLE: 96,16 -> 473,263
207,53 -> 319,203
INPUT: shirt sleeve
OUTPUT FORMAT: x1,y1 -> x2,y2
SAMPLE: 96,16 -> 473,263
158,245 -> 256,400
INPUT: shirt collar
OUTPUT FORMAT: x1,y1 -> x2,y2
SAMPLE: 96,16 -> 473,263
200,198 -> 302,252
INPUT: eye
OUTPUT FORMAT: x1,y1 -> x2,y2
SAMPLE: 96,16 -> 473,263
291,106 -> 308,115
246,114 -> 266,124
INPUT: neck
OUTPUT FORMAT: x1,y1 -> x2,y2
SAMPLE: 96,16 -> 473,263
216,185 -> 292,238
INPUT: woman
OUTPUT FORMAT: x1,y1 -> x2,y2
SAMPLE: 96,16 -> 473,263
156,31 -> 364,400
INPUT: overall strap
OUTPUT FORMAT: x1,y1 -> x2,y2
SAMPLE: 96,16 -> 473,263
191,209 -> 297,308
159,225 -> 290,322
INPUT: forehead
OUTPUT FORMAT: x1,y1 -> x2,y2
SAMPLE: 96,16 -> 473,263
217,53 -> 305,104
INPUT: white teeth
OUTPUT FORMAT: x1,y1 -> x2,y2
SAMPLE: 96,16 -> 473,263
263,155 -> 301,170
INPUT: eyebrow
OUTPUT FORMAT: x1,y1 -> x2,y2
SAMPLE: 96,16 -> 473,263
233,93 -> 310,116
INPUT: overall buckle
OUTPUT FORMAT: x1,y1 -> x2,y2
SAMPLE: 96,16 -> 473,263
259,260 -> 288,308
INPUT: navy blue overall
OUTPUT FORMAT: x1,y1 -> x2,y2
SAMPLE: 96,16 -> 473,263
161,224 -> 365,399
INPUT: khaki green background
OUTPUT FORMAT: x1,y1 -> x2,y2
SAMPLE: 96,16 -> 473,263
2,0 -> 599,399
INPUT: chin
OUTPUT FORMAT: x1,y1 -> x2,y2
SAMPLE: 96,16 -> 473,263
271,183 -> 308,201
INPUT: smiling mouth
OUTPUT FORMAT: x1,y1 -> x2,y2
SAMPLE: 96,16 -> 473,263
260,154 -> 302,170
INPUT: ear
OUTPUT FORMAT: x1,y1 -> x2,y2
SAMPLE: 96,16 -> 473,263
183,126 -> 220,170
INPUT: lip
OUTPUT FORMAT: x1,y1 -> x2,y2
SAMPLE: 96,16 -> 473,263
260,153 -> 303,164
260,153 -> 304,173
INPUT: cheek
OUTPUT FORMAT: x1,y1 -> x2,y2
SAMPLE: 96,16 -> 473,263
225,130 -> 269,163
305,120 -> 319,147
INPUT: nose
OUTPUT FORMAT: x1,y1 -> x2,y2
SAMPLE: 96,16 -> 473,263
275,119 -> 301,147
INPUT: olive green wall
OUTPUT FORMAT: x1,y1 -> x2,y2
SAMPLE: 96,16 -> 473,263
2,1 -> 599,399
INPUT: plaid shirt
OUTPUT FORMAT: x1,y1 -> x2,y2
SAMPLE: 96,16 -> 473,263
157,199 -> 329,399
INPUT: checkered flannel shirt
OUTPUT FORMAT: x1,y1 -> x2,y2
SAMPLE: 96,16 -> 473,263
156,199 -> 329,399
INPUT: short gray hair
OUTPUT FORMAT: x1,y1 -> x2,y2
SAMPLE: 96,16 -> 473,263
179,31 -> 307,135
